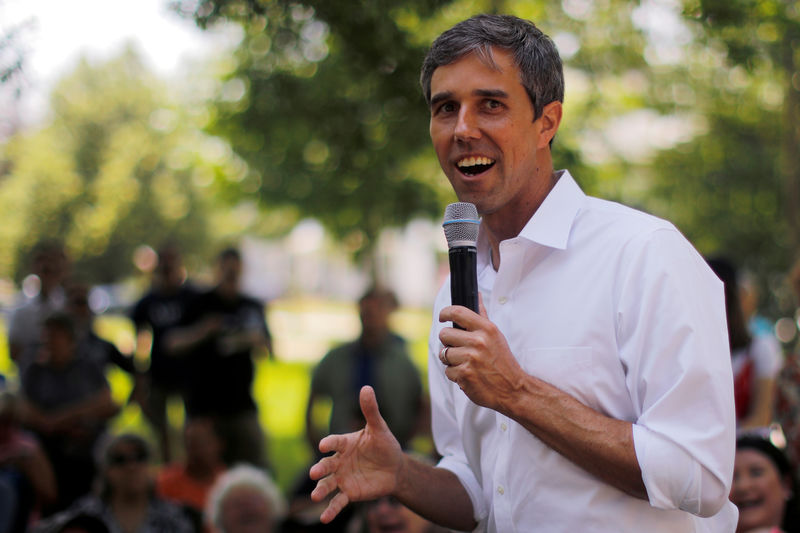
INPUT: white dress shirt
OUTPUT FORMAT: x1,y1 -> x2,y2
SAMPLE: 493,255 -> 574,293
428,170 -> 738,532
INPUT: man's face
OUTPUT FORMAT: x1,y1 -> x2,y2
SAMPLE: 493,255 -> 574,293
429,47 -> 550,218
217,256 -> 242,291
43,326 -> 75,365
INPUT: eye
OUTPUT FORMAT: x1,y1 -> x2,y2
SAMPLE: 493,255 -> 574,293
435,101 -> 457,115
483,99 -> 503,110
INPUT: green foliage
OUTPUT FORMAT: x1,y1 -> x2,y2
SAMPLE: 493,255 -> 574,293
0,48 -> 235,282
642,0 -> 800,310
175,0 -> 462,259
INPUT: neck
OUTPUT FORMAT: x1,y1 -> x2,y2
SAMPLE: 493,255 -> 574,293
361,329 -> 388,349
483,168 -> 558,271
186,461 -> 220,480
111,491 -> 149,509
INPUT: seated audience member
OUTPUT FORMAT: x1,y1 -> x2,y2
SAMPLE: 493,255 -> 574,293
65,282 -> 136,375
157,417 -> 227,529
0,390 -> 57,532
731,434 -> 800,533
205,464 -> 286,533
49,513 -> 109,533
33,433 -> 193,533
360,496 -> 449,533
708,257 -> 782,428
19,312 -> 119,515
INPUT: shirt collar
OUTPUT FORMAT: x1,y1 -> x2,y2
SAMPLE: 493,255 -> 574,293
518,169 -> 584,250
476,169 -> 584,259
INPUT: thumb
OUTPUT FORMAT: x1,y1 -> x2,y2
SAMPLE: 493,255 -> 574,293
359,386 -> 388,431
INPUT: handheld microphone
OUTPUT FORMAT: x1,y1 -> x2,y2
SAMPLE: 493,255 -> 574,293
442,202 -> 480,329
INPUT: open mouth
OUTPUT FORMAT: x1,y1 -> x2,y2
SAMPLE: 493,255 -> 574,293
736,498 -> 764,510
457,156 -> 496,176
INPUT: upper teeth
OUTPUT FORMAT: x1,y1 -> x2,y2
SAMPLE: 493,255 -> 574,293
458,156 -> 495,167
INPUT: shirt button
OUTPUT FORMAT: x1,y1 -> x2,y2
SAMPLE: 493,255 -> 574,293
498,296 -> 508,304
500,422 -> 508,431
497,486 -> 505,495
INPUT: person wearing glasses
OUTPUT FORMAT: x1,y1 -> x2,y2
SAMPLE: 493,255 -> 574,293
33,433 -> 193,533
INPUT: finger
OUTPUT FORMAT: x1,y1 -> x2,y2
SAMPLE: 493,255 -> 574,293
478,292 -> 488,318
444,364 -> 460,385
318,434 -> 344,455
320,490 -> 351,524
309,454 -> 337,481
439,325 -> 468,352
437,345 -> 445,365
439,304 -> 480,331
359,385 -> 389,431
309,474 -> 339,502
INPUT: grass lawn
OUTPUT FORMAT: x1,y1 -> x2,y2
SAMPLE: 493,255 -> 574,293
0,296 -> 434,493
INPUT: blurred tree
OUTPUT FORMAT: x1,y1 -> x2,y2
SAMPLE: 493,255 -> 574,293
0,2 -> 33,139
173,0 -> 659,268
687,0 -> 800,251
0,47 -> 240,283
175,0 -> 795,305
174,0 -> 462,268
636,0 -> 799,310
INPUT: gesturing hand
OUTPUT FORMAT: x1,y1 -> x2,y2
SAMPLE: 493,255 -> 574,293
439,297 -> 525,412
309,386 -> 404,523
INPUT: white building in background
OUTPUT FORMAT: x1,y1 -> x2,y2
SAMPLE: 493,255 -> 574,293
239,218 -> 448,309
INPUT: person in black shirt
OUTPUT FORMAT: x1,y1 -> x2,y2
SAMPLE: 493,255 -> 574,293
166,247 -> 273,469
130,245 -> 197,462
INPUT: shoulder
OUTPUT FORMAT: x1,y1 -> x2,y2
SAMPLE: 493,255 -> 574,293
156,463 -> 185,483
148,498 -> 195,531
579,196 -> 677,242
580,197 -> 711,282
238,294 -> 264,310
320,342 -> 357,362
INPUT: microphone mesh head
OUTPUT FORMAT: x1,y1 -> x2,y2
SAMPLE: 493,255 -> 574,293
443,202 -> 480,248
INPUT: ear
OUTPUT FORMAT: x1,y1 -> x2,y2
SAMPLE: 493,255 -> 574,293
537,101 -> 563,149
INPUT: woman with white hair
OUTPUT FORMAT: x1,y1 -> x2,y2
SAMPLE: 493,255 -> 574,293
206,465 -> 287,533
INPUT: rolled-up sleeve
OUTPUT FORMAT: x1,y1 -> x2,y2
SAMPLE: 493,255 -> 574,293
619,228 -> 736,517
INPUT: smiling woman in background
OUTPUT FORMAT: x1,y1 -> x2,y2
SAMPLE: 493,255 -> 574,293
731,435 -> 800,533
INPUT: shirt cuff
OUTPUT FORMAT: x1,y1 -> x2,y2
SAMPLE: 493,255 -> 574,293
437,454 -> 489,524
633,424 -> 728,517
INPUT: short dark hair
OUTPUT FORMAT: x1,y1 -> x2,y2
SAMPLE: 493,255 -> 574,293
359,285 -> 398,310
217,247 -> 241,263
43,311 -> 76,340
420,14 -> 564,120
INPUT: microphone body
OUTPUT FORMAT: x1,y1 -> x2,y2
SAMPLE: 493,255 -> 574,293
449,245 -> 479,316
442,202 -> 480,329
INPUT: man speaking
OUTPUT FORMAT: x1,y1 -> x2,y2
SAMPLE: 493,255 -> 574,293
310,14 -> 736,532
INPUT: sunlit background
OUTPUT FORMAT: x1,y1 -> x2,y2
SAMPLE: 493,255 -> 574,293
2,0 -> 800,490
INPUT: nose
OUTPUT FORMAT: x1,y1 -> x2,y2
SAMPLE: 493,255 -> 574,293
454,107 -> 481,142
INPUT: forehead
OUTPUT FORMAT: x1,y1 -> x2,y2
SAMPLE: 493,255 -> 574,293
736,448 -> 779,471
430,47 -> 523,95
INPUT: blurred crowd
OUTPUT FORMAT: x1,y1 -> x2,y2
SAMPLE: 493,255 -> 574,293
0,241 -> 442,533
8,239 -> 800,532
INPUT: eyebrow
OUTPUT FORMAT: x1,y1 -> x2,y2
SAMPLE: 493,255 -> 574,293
429,88 -> 510,109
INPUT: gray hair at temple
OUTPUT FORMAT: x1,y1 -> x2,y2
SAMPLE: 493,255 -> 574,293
420,14 -> 564,121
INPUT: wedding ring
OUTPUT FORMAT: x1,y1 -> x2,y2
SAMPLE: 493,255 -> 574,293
440,346 -> 450,365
